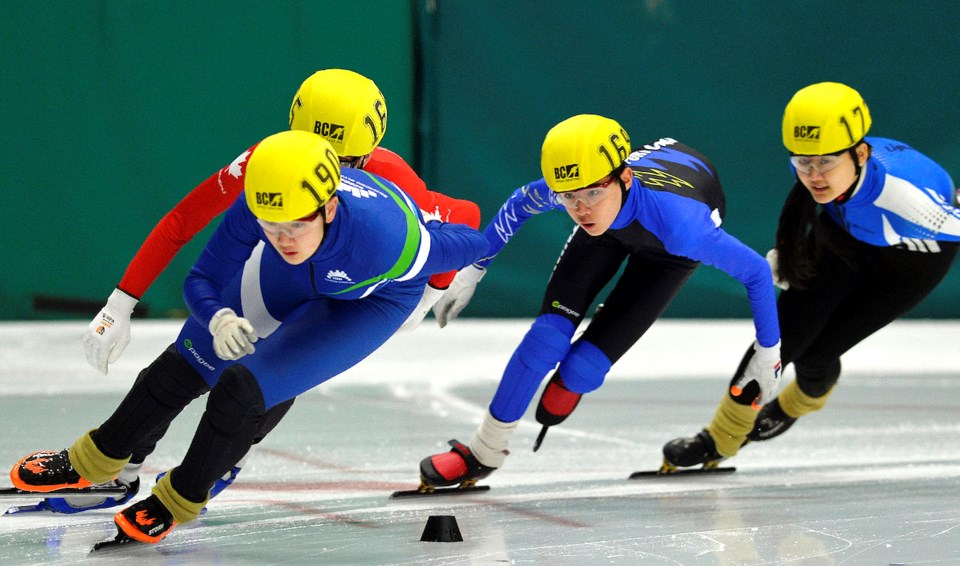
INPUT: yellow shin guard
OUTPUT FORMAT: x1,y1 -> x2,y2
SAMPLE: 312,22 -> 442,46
153,471 -> 209,525
707,395 -> 758,458
778,380 -> 834,418
69,429 -> 130,484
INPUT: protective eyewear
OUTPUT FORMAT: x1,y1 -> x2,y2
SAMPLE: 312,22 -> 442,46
790,154 -> 846,176
339,155 -> 369,169
257,212 -> 322,239
555,175 -> 618,209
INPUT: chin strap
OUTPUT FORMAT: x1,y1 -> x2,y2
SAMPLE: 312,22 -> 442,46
834,145 -> 868,204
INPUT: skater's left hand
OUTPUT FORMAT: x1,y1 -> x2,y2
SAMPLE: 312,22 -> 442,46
732,340 -> 782,408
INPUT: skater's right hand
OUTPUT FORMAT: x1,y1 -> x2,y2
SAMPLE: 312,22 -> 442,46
82,288 -> 138,375
433,264 -> 486,328
732,340 -> 782,408
210,308 -> 258,361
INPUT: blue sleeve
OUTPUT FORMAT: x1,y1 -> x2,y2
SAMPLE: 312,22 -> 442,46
688,229 -> 781,347
476,178 -> 562,268
183,196 -> 261,328
420,221 -> 490,275
651,192 -> 780,347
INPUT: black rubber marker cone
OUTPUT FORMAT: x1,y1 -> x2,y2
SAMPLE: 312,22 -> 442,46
420,515 -> 463,542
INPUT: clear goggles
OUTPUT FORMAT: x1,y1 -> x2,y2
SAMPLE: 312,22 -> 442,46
257,211 -> 322,239
555,175 -> 618,209
790,154 -> 846,176
339,154 -> 369,169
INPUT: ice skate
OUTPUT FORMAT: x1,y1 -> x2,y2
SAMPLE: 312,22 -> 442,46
9,461 -> 143,514
7,477 -> 139,515
660,429 -> 726,473
112,494 -> 177,544
9,449 -> 92,493
747,398 -> 797,441
418,439 -> 497,492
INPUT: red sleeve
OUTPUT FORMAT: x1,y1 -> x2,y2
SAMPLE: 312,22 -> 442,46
366,147 -> 481,289
117,147 -> 254,298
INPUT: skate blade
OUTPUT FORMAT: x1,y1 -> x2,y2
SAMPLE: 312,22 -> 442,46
532,426 -> 549,452
91,532 -> 136,553
5,502 -> 47,515
0,486 -> 127,498
390,483 -> 490,499
629,465 -> 736,480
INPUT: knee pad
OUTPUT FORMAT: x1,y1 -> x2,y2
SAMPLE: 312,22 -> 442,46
206,365 -> 267,433
515,314 -> 576,374
490,314 -> 575,422
144,344 -> 211,408
557,340 -> 611,394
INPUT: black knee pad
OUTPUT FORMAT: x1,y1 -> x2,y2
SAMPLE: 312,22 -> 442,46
206,364 -> 267,434
142,344 -> 211,408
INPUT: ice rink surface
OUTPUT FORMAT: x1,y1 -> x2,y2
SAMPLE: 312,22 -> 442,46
0,319 -> 958,565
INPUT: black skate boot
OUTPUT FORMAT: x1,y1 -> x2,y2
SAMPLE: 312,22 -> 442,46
419,439 -> 497,492
113,494 -> 177,544
747,398 -> 797,441
10,449 -> 93,492
532,373 -> 583,452
661,429 -> 725,472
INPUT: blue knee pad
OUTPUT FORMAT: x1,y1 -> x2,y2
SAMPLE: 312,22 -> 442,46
557,340 -> 611,394
490,314 -> 575,422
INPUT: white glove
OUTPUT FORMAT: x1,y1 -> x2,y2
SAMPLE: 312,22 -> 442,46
766,248 -> 789,291
209,308 -> 258,361
432,265 -> 486,328
399,284 -> 445,333
82,288 -> 138,375
732,340 -> 783,408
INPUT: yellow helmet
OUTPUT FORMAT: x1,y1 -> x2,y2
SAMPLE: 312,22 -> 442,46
782,82 -> 872,155
244,130 -> 341,223
540,114 -> 630,192
288,69 -> 388,157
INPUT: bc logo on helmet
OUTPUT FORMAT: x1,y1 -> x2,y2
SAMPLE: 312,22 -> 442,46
255,192 -> 284,208
554,164 -> 580,181
313,121 -> 345,142
794,125 -> 821,140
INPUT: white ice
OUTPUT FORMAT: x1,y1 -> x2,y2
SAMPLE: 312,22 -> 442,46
1,319 -> 958,565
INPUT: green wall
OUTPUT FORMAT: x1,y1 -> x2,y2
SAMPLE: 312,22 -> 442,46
1,1 -> 415,319
3,1 -> 960,320
417,1 -> 960,318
